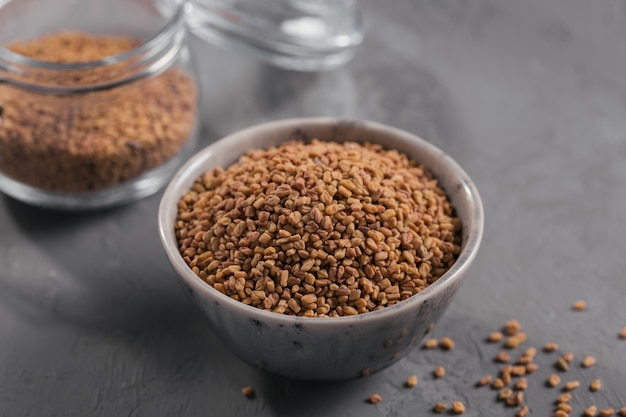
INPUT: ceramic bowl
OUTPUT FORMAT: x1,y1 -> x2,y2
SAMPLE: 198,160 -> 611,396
158,118 -> 484,380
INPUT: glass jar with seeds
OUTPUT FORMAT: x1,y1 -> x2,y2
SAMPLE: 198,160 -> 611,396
0,0 -> 199,209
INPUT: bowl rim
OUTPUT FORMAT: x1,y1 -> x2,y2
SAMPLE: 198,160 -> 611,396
158,117 -> 484,328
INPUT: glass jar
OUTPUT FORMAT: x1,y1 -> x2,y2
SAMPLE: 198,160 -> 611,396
0,0 -> 199,210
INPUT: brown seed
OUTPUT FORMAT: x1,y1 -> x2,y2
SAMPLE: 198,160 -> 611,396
368,393 -> 382,404
451,401 -> 465,414
504,319 -> 522,335
562,352 -> 575,363
620,327 -> 626,339
557,402 -> 573,413
584,405 -> 598,417
511,366 -> 526,376
241,386 -> 255,397
516,405 -> 530,417
476,375 -> 492,387
599,408 -> 615,417
523,347 -> 537,358
492,378 -> 505,389
544,342 -> 559,352
563,380 -> 580,391
572,299 -> 587,311
590,379 -> 602,392
515,377 -> 528,390
496,351 -> 511,363
506,392 -> 524,407
619,407 -> 626,417
526,363 -> 538,373
547,374 -> 561,387
439,337 -> 455,350
433,402 -> 447,413
405,374 -> 418,388
555,357 -> 569,372
505,332 -> 527,349
582,355 -> 596,368
553,410 -> 569,417
498,388 -> 513,401
487,331 -> 504,343
433,366 -> 445,379
556,393 -> 573,403
423,338 -> 438,349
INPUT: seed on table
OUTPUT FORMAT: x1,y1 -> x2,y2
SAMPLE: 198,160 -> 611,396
553,410 -> 569,417
506,392 -> 524,407
557,403 -> 573,413
547,374 -> 561,387
544,342 -> 559,352
496,351 -> 511,363
439,337 -> 455,350
563,380 -> 581,391
555,357 -> 569,372
599,408 -> 615,417
619,407 -> 626,417
584,405 -> 598,417
368,393 -> 382,404
434,366 -> 445,379
516,405 -> 530,417
505,333 -> 527,349
498,388 -> 513,401
501,366 -> 513,385
405,374 -> 418,388
451,401 -> 465,414
620,327 -> 626,339
572,299 -> 587,311
476,375 -> 492,387
556,393 -> 573,403
523,347 -> 537,358
515,377 -> 528,390
562,352 -> 574,363
241,386 -> 255,397
487,331 -> 504,343
526,363 -> 538,373
433,403 -> 447,413
504,319 -> 522,335
582,355 -> 596,368
492,378 -> 505,389
511,365 -> 526,376
423,338 -> 438,349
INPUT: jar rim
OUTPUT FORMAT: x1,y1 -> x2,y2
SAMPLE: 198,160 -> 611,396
0,0 -> 185,72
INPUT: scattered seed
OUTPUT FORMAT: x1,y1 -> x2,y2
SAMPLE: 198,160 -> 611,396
506,392 -> 524,407
511,365 -> 526,376
368,393 -> 382,404
585,405 -> 598,417
496,351 -> 511,363
572,300 -> 587,311
423,338 -> 438,349
526,363 -> 538,374
547,374 -> 561,387
562,352 -> 575,363
620,408 -> 626,417
492,378 -> 505,389
544,342 -> 559,352
563,380 -> 581,391
433,402 -> 447,413
451,401 -> 466,414
498,388 -> 514,401
504,319 -> 522,335
439,337 -> 455,350
599,408 -> 615,417
523,347 -> 537,358
555,357 -> 569,372
582,356 -> 596,368
557,402 -> 573,413
556,393 -> 573,403
516,405 -> 530,417
515,377 -> 528,391
476,375 -> 492,387
405,374 -> 418,388
434,366 -> 446,379
553,410 -> 569,417
505,333 -> 527,349
241,386 -> 255,398
487,332 -> 504,343
620,327 -> 626,340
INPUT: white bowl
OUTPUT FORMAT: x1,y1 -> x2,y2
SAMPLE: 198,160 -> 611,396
158,118 -> 484,380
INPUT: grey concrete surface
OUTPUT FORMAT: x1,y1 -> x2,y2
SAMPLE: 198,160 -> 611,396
1,0 -> 625,415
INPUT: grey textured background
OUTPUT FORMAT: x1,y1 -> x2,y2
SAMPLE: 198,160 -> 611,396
1,0 -> 626,415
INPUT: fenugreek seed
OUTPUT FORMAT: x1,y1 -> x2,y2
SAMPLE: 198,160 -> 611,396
511,365 -> 526,376
555,357 -> 569,372
547,374 -> 561,387
562,352 -> 574,363
300,293 -> 317,305
241,386 -> 255,397
563,380 -> 580,391
368,393 -> 382,404
515,377 -> 528,390
619,407 -> 626,417
405,374 -> 418,388
523,347 -> 537,358
506,392 -> 523,407
526,363 -> 538,373
434,366 -> 445,379
516,405 -> 530,417
505,332 -> 527,349
433,403 -> 447,413
557,403 -> 573,413
501,366 -> 512,385
553,410 -> 569,417
492,378 -> 505,389
582,355 -> 596,368
487,332 -> 504,343
498,388 -> 513,401
496,351 -> 511,363
590,379 -> 602,392
584,405 -> 598,417
572,299 -> 587,311
599,408 -> 615,417
544,342 -> 559,352
476,375 -> 492,387
620,326 -> 626,339
451,401 -> 465,414
343,306 -> 358,316
439,337 -> 455,350
423,338 -> 438,349
504,319 -> 521,335
556,393 -> 572,403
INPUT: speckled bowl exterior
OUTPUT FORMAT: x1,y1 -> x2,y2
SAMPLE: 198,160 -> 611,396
158,118 -> 484,380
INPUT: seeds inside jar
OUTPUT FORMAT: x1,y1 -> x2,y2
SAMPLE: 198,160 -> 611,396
176,140 -> 462,317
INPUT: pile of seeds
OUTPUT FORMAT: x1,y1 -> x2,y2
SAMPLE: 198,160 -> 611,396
0,31 -> 197,192
176,139 -> 462,317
